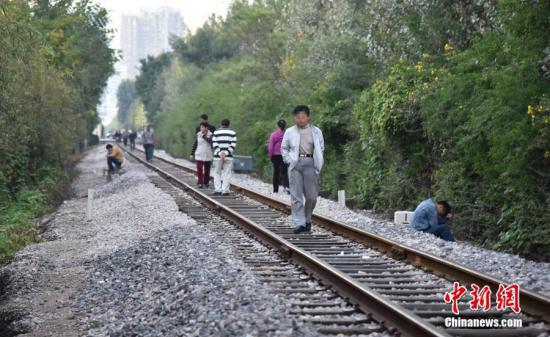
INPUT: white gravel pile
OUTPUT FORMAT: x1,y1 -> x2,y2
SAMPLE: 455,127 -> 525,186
154,150 -> 550,297
10,149 -> 187,268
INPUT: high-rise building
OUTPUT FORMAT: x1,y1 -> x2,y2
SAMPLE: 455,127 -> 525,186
120,8 -> 184,78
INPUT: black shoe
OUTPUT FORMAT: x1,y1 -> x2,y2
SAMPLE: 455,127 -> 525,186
293,226 -> 307,234
197,184 -> 204,188
305,223 -> 312,232
213,192 -> 222,196
204,184 -> 210,188
221,192 -> 230,196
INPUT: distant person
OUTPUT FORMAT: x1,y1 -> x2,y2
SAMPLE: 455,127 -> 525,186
212,119 -> 237,196
268,119 -> 289,194
410,199 -> 455,241
128,129 -> 137,151
192,122 -> 214,188
282,105 -> 325,234
106,144 -> 124,173
122,129 -> 129,146
114,130 -> 122,143
196,113 -> 216,134
191,114 -> 216,160
143,125 -> 155,162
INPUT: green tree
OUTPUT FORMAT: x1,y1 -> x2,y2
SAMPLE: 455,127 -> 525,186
134,53 -> 171,122
0,0 -> 116,263
172,16 -> 235,68
116,79 -> 136,127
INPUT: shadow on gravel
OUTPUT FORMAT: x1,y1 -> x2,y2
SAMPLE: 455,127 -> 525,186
0,271 -> 28,337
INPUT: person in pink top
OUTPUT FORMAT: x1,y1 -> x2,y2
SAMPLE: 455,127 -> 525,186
268,120 -> 289,193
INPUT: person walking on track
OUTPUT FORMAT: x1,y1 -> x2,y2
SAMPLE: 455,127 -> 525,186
192,122 -> 214,188
281,105 -> 325,233
268,119 -> 289,194
122,129 -> 129,146
212,119 -> 237,196
143,125 -> 155,162
129,129 -> 137,150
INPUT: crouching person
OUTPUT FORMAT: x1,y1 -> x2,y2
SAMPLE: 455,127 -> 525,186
106,144 -> 125,173
410,199 -> 455,241
282,105 -> 325,234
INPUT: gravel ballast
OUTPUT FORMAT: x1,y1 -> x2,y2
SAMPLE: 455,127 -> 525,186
75,227 -> 319,337
0,146 -> 321,337
154,149 -> 550,297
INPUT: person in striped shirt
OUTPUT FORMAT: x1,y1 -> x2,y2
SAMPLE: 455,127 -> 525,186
212,119 -> 237,195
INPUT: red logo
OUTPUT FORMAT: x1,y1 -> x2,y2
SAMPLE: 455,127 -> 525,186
444,282 -> 521,315
496,283 -> 521,313
444,282 -> 467,315
469,284 -> 492,311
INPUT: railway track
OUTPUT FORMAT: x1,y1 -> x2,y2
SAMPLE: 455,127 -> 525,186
121,146 -> 549,337
147,174 -> 387,336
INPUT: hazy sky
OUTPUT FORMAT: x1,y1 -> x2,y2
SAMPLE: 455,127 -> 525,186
98,0 -> 232,48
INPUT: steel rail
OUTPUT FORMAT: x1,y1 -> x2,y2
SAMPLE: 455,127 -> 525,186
127,146 -> 550,322
124,149 -> 452,337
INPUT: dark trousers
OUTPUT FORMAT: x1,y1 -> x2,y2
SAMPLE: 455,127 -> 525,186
107,157 -> 122,172
424,223 -> 455,242
143,144 -> 154,161
196,160 -> 212,185
271,155 -> 289,193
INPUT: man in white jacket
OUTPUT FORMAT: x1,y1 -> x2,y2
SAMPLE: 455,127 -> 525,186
281,105 -> 325,233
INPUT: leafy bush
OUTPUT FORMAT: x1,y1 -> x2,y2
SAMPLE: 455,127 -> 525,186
0,189 -> 44,264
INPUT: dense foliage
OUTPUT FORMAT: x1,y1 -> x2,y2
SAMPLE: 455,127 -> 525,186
121,0 -> 549,260
0,0 -> 116,262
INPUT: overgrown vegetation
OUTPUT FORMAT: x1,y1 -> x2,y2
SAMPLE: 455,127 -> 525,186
0,0 -> 116,263
119,0 -> 549,260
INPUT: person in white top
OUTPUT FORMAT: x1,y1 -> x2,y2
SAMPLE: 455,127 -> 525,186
281,105 -> 325,233
193,122 -> 213,188
142,125 -> 155,161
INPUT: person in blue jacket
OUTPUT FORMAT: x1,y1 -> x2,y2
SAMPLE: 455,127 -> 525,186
410,199 -> 455,241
